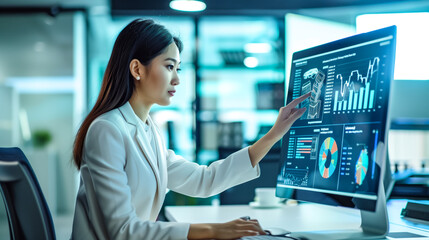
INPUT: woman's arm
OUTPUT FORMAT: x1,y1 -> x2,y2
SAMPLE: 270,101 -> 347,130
167,147 -> 259,198
248,92 -> 310,167
188,219 -> 265,239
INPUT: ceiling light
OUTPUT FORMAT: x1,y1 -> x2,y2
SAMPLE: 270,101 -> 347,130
169,0 -> 206,12
244,43 -> 272,53
244,57 -> 259,68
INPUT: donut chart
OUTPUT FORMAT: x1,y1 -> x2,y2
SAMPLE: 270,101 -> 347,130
318,137 -> 338,179
355,149 -> 369,185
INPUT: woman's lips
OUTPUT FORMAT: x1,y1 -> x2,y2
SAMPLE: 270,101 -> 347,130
168,91 -> 176,96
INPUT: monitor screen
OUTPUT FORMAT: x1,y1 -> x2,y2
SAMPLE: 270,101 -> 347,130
276,26 -> 396,212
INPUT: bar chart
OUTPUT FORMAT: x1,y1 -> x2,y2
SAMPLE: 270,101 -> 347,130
333,57 -> 379,113
287,136 -> 319,160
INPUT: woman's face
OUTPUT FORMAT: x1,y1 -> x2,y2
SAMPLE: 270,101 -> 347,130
136,42 -> 181,107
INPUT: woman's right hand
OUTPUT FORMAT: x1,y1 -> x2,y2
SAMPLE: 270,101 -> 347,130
212,218 -> 266,239
188,218 -> 266,239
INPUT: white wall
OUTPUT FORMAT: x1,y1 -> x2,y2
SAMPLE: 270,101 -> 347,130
0,86 -> 18,146
390,80 -> 429,119
19,93 -> 76,214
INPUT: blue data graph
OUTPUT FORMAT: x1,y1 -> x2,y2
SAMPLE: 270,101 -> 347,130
333,57 -> 379,113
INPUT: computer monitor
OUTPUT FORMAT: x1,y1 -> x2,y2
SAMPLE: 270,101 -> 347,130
276,25 -> 396,239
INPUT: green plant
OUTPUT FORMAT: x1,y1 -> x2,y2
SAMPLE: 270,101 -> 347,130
32,130 -> 52,148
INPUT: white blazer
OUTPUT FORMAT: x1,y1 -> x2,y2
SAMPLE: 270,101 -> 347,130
71,102 -> 260,240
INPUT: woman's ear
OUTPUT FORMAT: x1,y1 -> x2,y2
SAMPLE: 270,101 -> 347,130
130,59 -> 143,80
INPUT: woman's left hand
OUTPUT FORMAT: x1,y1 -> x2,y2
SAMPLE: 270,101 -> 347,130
267,92 -> 311,142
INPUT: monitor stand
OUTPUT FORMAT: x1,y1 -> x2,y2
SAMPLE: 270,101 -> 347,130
291,143 -> 389,240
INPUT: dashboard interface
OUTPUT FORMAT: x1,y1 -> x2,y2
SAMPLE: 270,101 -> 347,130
277,28 -> 396,204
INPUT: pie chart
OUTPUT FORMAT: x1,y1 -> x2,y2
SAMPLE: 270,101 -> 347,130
355,149 -> 369,185
318,137 -> 338,179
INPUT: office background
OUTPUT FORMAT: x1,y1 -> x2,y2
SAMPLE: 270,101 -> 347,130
0,0 -> 429,238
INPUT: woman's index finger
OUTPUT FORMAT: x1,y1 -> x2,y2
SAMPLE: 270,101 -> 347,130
287,92 -> 311,109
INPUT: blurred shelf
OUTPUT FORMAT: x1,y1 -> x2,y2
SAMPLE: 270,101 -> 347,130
193,16 -> 285,166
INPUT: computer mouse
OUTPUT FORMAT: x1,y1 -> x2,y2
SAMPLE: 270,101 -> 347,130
264,227 -> 290,236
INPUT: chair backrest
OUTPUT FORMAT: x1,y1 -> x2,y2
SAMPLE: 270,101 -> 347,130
0,147 -> 56,240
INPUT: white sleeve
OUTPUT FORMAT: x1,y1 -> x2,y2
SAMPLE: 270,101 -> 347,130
82,119 -> 189,240
166,147 -> 260,198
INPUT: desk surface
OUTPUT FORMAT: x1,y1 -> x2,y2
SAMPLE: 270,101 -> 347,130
165,199 -> 429,240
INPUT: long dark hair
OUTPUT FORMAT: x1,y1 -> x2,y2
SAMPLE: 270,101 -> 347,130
73,19 -> 183,169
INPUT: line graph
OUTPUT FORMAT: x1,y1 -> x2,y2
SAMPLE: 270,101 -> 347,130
333,57 -> 379,112
337,57 -> 379,97
282,168 -> 309,187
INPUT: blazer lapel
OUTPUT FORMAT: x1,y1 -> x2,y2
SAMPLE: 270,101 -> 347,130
147,116 -> 167,185
147,117 -> 166,169
135,128 -> 159,171
118,103 -> 161,192
146,116 -> 168,215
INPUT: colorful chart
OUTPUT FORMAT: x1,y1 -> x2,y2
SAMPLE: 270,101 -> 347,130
355,148 -> 369,185
318,137 -> 339,178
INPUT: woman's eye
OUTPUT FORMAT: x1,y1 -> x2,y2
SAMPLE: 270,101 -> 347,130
177,68 -> 182,73
167,65 -> 174,70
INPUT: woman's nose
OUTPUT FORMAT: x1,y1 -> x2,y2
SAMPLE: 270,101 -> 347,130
172,73 -> 180,86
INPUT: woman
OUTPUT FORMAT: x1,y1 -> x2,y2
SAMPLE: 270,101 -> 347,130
71,19 -> 309,240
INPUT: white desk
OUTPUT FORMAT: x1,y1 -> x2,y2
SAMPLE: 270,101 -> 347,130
165,199 -> 429,240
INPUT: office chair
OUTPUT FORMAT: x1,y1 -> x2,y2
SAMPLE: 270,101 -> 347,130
0,147 -> 56,240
